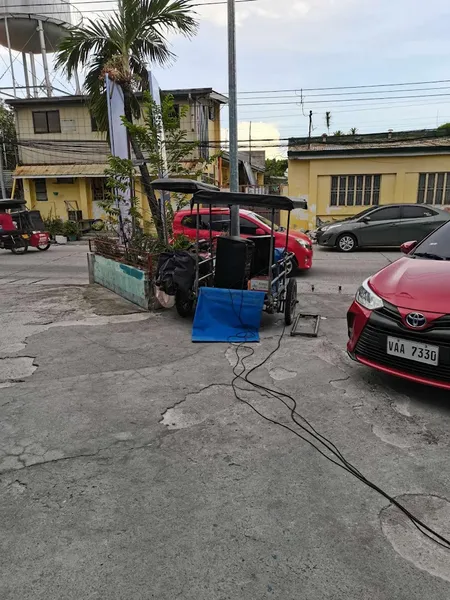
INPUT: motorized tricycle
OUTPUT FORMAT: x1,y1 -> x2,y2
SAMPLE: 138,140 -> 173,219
151,179 -> 308,324
0,199 -> 50,254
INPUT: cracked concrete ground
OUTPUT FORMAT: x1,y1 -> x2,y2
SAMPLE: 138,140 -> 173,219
1,246 -> 450,599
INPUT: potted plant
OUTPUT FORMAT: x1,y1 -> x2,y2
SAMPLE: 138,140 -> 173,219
63,220 -> 80,242
43,217 -> 65,241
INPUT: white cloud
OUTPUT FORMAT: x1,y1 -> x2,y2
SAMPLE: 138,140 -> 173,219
221,121 -> 284,159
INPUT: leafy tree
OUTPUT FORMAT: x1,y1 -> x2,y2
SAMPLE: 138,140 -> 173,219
0,101 -> 17,170
264,158 -> 288,180
264,158 -> 288,192
55,0 -> 197,242
437,123 -> 450,133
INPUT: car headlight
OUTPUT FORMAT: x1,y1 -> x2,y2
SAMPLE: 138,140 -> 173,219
296,239 -> 312,250
355,279 -> 383,310
323,224 -> 341,231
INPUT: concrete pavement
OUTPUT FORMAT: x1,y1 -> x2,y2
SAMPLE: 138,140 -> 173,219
0,243 -> 88,285
1,247 -> 450,599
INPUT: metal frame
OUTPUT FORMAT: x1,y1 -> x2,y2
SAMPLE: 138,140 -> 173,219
151,178 -> 308,316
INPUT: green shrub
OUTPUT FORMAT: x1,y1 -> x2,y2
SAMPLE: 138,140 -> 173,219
43,217 -> 64,238
63,220 -> 80,238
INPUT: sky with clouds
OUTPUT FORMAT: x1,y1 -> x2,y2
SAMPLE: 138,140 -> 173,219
150,0 -> 450,156
1,0 -> 450,157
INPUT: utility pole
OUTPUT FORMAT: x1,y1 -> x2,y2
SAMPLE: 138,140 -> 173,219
308,110 -> 313,149
228,0 -> 240,235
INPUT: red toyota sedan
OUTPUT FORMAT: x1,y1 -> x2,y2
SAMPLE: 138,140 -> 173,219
347,221 -> 450,390
173,208 -> 313,271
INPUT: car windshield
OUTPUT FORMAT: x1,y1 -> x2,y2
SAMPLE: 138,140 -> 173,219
412,221 -> 450,260
248,212 -> 280,232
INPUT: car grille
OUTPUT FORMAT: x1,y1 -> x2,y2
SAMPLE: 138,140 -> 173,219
355,312 -> 450,384
377,302 -> 450,330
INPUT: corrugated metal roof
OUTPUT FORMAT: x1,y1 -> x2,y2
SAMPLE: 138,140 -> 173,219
289,137 -> 450,153
288,129 -> 450,156
13,164 -> 108,178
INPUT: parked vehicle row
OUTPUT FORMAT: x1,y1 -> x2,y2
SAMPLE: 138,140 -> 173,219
313,203 -> 450,252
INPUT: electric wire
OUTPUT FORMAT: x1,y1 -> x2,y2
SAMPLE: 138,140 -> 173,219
219,272 -> 450,551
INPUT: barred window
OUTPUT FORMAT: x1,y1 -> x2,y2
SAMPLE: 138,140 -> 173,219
417,172 -> 450,205
330,175 -> 381,207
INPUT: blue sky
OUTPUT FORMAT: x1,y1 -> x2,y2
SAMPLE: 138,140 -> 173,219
150,0 -> 450,154
2,0 -> 450,156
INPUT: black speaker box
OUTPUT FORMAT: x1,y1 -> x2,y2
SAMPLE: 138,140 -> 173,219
214,236 -> 255,289
247,235 -> 274,277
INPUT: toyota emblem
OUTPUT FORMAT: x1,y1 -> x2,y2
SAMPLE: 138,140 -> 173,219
406,313 -> 427,328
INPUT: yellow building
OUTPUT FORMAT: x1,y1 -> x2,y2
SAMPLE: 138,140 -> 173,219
287,130 -> 450,231
6,88 -> 230,224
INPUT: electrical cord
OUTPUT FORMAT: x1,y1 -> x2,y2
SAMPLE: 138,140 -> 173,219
221,268 -> 450,551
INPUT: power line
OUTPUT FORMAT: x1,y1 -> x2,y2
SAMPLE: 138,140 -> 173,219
238,92 -> 450,107
237,79 -> 450,95
237,100 -> 450,120
237,86 -> 450,101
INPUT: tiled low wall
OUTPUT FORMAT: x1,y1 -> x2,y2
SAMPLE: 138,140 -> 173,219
88,253 -> 152,310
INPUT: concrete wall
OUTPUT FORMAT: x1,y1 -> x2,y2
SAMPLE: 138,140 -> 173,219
288,154 -> 450,231
88,253 -> 151,310
25,177 -> 92,220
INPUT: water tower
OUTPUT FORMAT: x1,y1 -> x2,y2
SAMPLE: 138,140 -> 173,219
0,0 -> 82,98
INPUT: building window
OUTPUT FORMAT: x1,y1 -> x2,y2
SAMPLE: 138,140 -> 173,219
56,177 -> 74,184
32,110 -> 61,134
90,114 -> 98,132
330,174 -> 381,207
92,178 -> 106,201
35,179 -> 48,201
417,172 -> 450,205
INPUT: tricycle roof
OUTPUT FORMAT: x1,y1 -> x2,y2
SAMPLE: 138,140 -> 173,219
0,198 -> 27,210
150,178 -> 304,211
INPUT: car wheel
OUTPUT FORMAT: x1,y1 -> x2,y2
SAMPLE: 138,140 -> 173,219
337,233 -> 357,252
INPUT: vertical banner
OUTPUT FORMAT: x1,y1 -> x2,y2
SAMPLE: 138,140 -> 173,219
148,71 -> 169,239
106,75 -> 132,243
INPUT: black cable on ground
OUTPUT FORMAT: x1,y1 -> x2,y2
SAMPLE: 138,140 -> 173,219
223,284 -> 450,551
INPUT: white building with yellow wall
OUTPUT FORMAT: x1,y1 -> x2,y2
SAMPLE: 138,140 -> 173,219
287,129 -> 450,232
6,88 -> 229,224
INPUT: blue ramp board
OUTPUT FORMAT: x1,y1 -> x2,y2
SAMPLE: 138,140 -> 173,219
192,287 -> 265,343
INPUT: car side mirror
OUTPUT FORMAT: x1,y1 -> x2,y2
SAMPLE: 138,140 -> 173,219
255,228 -> 265,235
400,240 -> 417,254
362,217 -> 371,224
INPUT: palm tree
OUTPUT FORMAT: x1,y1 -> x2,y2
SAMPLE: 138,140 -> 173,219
333,130 -> 344,136
55,0 -> 198,241
325,111 -> 332,134
349,127 -> 358,135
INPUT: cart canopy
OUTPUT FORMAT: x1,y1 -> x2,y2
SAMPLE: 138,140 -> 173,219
150,178 -> 304,211
0,199 -> 26,210
151,178 -> 220,194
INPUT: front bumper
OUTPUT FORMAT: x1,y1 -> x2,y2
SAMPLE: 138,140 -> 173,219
347,300 -> 450,390
316,230 -> 338,247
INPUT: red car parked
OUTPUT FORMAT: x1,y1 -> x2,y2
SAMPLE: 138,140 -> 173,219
173,208 -> 313,271
347,221 -> 450,390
